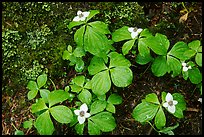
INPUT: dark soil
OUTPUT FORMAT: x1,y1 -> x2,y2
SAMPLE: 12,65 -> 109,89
2,2 -> 202,135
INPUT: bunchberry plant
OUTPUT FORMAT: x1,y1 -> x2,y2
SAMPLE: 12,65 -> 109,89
62,45 -> 85,72
88,52 -> 133,96
132,92 -> 186,135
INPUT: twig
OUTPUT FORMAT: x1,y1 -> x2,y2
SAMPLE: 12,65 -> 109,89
186,107 -> 199,112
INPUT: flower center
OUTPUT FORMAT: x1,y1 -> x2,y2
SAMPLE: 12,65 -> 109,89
133,27 -> 138,32
79,111 -> 85,117
168,100 -> 173,106
79,13 -> 84,18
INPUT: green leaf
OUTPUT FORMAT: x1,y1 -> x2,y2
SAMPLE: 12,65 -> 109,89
31,98 -> 48,113
48,90 -> 69,107
198,46 -> 202,52
122,39 -> 135,55
84,25 -> 111,57
145,36 -> 167,55
67,45 -> 72,52
90,100 -> 107,115
75,123 -> 84,135
84,80 -> 92,89
172,93 -> 186,118
168,41 -> 189,60
68,21 -> 85,29
28,90 -> 38,100
62,50 -> 72,60
188,40 -> 200,51
75,58 -> 84,72
155,106 -> 166,129
15,130 -> 24,135
37,74 -> 47,89
86,10 -> 100,22
34,110 -> 54,135
88,119 -> 101,135
72,75 -> 85,87
155,33 -> 170,51
139,28 -> 153,38
110,67 -> 133,87
108,52 -> 131,68
91,70 -> 111,96
182,70 -> 189,80
78,89 -> 92,105
112,26 -> 132,42
195,53 -> 202,67
74,25 -> 86,47
97,94 -> 106,101
145,93 -> 160,105
39,89 -> 50,104
183,49 -> 196,58
132,101 -> 159,123
70,84 -> 82,93
64,86 -> 70,92
159,123 -> 179,134
88,56 -> 108,75
89,21 -> 111,34
107,94 -> 122,105
73,47 -> 86,57
151,56 -> 168,77
50,105 -> 73,123
167,56 -> 182,77
23,119 -> 33,129
161,92 -> 167,104
27,81 -> 38,91
188,67 -> 202,84
136,52 -> 153,65
106,102 -> 115,113
89,112 -> 116,132
138,38 -> 150,57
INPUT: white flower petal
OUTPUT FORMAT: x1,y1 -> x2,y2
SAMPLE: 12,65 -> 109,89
128,27 -> 134,33
80,17 -> 86,21
198,98 -> 202,103
168,105 -> 176,113
80,103 -> 88,112
74,110 -> 80,115
182,62 -> 187,67
166,93 -> 173,102
73,16 -> 80,21
163,102 -> 169,108
83,11 -> 90,17
173,100 -> 178,105
78,116 -> 85,124
85,112 -> 91,118
131,32 -> 138,39
136,28 -> 143,33
77,10 -> 82,15
188,66 -> 192,69
183,66 -> 188,71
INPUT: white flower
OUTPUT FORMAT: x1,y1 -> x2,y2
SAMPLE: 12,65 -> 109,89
73,10 -> 90,22
128,27 -> 143,39
163,93 -> 178,113
182,61 -> 192,72
198,98 -> 202,104
74,103 -> 91,124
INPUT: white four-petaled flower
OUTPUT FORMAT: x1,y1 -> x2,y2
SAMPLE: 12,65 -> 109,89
128,27 -> 143,39
73,10 -> 90,22
182,62 -> 191,72
74,103 -> 91,124
163,93 -> 178,113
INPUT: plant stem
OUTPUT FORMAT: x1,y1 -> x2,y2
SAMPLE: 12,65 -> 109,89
11,123 -> 18,130
49,78 -> 56,90
147,121 -> 158,133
